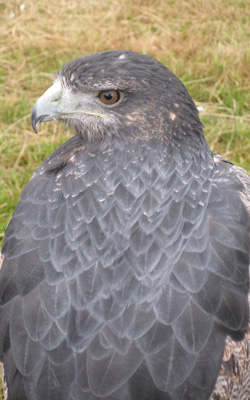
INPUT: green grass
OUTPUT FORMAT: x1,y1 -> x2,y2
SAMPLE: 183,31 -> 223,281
0,377 -> 3,400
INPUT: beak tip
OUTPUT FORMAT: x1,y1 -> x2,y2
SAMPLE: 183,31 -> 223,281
31,104 -> 39,133
31,97 -> 60,133
31,116 -> 38,133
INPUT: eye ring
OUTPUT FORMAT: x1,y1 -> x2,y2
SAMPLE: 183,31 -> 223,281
98,90 -> 120,105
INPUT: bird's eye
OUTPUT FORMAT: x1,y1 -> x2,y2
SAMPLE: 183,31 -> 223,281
98,90 -> 120,105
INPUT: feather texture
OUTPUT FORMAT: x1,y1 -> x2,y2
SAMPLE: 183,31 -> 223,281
0,50 -> 249,400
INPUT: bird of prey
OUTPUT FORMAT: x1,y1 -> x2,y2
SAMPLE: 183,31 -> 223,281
0,50 -> 250,400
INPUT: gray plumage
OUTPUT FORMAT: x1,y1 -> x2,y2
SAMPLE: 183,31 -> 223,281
0,50 -> 249,400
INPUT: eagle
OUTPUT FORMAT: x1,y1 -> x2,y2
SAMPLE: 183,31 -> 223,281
0,50 -> 250,400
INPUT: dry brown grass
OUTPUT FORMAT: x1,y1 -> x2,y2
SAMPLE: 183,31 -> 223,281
2,1 -> 250,74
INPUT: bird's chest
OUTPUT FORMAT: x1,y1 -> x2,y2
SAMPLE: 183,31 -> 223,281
45,146 -> 212,290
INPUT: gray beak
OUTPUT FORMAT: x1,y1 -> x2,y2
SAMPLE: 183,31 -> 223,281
31,80 -> 109,132
31,81 -> 62,133
31,99 -> 59,133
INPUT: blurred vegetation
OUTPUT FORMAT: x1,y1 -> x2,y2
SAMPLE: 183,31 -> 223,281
0,0 -> 250,397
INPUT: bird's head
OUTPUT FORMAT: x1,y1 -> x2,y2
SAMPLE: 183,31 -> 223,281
31,50 -> 204,145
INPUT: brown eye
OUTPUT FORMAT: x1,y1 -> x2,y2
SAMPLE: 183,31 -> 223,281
98,90 -> 120,105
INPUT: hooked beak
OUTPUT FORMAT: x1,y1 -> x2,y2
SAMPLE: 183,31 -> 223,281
31,81 -> 62,133
31,80 -> 109,133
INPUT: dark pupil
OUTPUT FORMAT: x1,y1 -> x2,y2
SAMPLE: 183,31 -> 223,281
104,92 -> 114,101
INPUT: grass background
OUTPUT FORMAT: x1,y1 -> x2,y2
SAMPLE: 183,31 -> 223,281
0,0 -> 250,397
